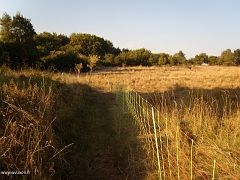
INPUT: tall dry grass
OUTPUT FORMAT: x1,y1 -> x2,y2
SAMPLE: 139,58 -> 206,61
149,88 -> 240,179
0,73 -> 56,179
1,65 -> 240,179
0,66 -> 146,179
87,65 -> 240,179
0,66 -> 89,179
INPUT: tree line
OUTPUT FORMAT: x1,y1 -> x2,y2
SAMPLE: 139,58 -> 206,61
1,13 -> 240,72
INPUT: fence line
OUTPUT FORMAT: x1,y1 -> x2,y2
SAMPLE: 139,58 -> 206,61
116,83 -> 238,180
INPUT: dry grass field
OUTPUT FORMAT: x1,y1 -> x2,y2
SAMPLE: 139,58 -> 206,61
57,65 -> 240,179
82,65 -> 240,92
1,65 -> 240,179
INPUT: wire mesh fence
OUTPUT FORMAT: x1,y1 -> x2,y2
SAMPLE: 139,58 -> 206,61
116,83 -> 238,180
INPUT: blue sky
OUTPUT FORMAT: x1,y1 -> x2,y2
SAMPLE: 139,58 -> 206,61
1,0 -> 240,58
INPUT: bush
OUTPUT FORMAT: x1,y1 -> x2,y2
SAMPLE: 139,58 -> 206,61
43,51 -> 88,72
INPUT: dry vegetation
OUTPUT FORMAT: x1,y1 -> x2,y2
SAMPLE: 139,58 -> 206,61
0,67 -> 91,179
0,65 -> 240,179
77,65 -> 240,179
0,66 -> 145,179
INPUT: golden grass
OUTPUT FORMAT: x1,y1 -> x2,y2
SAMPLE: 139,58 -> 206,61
1,65 -> 240,179
74,65 -> 240,179
0,68 -> 91,179
0,66 -> 147,179
0,76 -> 57,179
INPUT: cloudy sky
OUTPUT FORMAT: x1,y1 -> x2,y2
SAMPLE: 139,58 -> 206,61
1,0 -> 240,58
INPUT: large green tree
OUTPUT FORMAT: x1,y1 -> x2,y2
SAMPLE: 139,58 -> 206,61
0,12 -> 37,67
208,56 -> 218,65
102,53 -> 115,66
218,49 -> 235,66
34,32 -> 70,58
127,48 -> 151,65
68,33 -> 119,57
172,50 -> 186,65
193,53 -> 208,65
149,53 -> 160,65
158,53 -> 170,65
113,48 -> 151,66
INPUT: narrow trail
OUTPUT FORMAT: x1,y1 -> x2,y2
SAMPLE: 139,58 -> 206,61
80,91 -> 124,179
68,88 -> 142,180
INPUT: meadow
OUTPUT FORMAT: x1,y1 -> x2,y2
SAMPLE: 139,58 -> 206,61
91,65 -> 240,179
0,65 -> 240,179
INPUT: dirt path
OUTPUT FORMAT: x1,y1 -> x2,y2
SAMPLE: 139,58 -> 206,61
79,91 -> 124,179
63,88 -> 137,179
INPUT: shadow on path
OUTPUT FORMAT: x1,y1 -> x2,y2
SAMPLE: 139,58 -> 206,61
0,73 -> 146,179
57,84 -> 146,179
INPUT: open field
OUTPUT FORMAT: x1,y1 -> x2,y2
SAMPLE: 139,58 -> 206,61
0,65 -> 240,179
57,65 -> 240,178
93,65 -> 240,92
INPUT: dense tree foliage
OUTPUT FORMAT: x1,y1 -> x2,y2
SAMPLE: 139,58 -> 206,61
218,49 -> 235,66
208,56 -> 218,65
112,48 -> 152,66
115,48 -> 151,66
1,12 -> 240,72
0,13 -> 38,67
173,50 -> 187,65
234,49 -> 240,65
66,33 -> 120,57
34,32 -> 70,57
43,51 -> 88,72
0,42 -> 4,64
193,53 -> 209,65
158,53 -> 170,65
